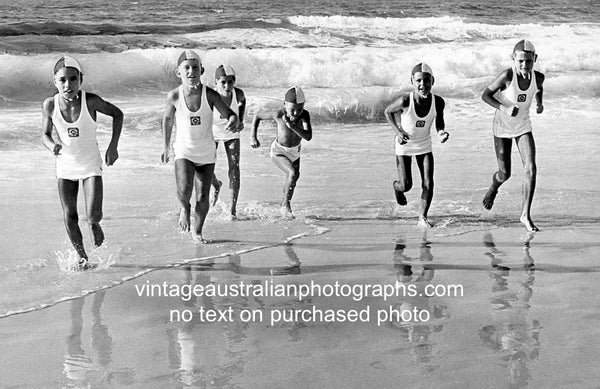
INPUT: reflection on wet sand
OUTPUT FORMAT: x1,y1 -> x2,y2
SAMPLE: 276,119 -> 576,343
166,243 -> 303,386
64,291 -> 134,386
389,231 -> 449,374
480,232 -> 541,389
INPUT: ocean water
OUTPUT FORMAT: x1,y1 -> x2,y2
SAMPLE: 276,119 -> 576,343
1,2 -> 600,381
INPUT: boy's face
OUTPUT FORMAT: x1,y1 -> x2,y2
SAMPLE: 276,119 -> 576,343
411,72 -> 433,97
54,67 -> 81,101
177,59 -> 202,87
512,51 -> 536,76
216,75 -> 235,94
284,102 -> 304,121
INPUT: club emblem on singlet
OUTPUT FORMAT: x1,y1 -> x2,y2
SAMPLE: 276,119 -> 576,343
67,127 -> 79,137
190,116 -> 201,125
416,120 -> 426,128
517,94 -> 527,102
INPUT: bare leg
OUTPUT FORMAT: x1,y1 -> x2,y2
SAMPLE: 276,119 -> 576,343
210,175 -> 222,206
271,154 -> 300,217
210,142 -> 222,206
483,136 -> 512,210
58,178 -> 88,265
82,175 -> 104,247
175,159 -> 196,232
393,155 -> 413,206
224,139 -> 240,218
416,153 -> 434,228
193,163 -> 215,242
515,132 -> 538,232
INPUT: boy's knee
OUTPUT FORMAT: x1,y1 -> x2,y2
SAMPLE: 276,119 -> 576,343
395,179 -> 412,192
288,169 -> 300,182
64,209 -> 79,223
496,170 -> 510,183
524,163 -> 537,179
422,180 -> 433,192
196,191 -> 210,203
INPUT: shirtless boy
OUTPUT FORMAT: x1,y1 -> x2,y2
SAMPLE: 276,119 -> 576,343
251,86 -> 312,217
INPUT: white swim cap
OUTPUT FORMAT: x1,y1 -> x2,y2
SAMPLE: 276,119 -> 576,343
513,39 -> 536,54
54,55 -> 83,75
215,64 -> 235,79
177,50 -> 202,66
284,86 -> 305,104
411,63 -> 433,77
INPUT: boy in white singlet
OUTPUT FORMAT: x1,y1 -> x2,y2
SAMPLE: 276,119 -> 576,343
206,65 -> 246,219
384,63 -> 449,228
251,86 -> 313,218
42,56 -> 123,269
161,50 -> 238,243
481,40 -> 545,232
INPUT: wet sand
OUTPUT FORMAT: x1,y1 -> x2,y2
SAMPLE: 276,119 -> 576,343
2,221 -> 600,388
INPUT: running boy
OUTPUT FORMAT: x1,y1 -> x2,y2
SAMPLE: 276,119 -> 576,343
384,63 -> 449,228
251,86 -> 312,217
207,64 -> 246,219
42,56 -> 123,269
161,50 -> 238,242
481,39 -> 544,232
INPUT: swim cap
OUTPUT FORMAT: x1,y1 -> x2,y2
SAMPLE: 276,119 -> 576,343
513,39 -> 536,54
54,55 -> 83,75
215,64 -> 235,79
177,50 -> 202,66
284,86 -> 305,104
411,63 -> 433,77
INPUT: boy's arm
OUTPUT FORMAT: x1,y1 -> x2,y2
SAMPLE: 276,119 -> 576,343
384,95 -> 410,143
161,91 -> 177,163
250,107 -> 278,148
41,98 -> 61,155
283,110 -> 312,141
434,95 -> 449,143
207,87 -> 238,131
535,71 -> 545,114
482,69 -> 518,117
235,88 -> 246,131
87,93 -> 123,166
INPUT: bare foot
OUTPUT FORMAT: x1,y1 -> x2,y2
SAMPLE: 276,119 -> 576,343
417,215 -> 433,228
77,257 -> 90,271
192,233 -> 208,244
520,215 -> 539,232
281,206 -> 294,220
393,181 -> 407,206
482,187 -> 498,210
211,180 -> 222,206
90,223 -> 104,247
179,207 -> 191,232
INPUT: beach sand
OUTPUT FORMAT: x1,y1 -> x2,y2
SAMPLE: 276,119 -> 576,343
2,220 -> 600,388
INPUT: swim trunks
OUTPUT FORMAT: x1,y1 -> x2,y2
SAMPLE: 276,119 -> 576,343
492,68 -> 538,138
52,91 -> 103,180
173,84 -> 216,165
270,139 -> 301,162
395,92 -> 437,156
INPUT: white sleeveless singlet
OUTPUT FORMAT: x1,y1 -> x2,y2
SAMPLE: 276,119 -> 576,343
395,92 -> 437,156
52,91 -> 103,180
212,90 -> 239,141
173,85 -> 216,165
492,69 -> 538,138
